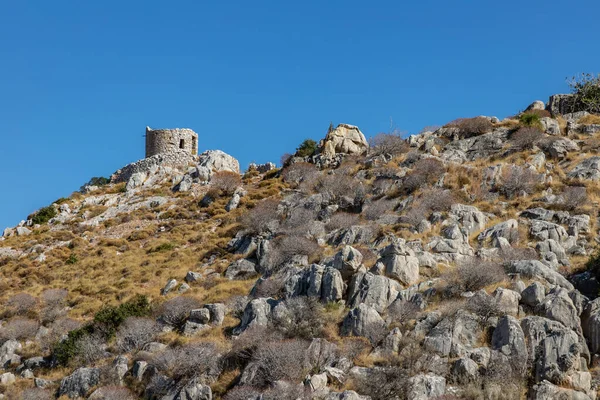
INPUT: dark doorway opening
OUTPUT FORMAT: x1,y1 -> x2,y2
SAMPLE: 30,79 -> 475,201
179,139 -> 185,149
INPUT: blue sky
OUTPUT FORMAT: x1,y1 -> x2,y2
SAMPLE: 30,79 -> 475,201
1,0 -> 599,230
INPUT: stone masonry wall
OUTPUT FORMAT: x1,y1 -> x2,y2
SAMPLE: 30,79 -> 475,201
111,151 -> 196,183
146,127 -> 198,158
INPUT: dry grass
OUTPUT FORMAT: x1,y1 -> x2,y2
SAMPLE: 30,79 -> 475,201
579,114 -> 600,125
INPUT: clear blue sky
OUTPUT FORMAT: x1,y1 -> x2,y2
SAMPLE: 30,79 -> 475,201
1,1 -> 599,230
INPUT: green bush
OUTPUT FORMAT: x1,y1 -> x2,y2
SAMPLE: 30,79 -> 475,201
88,176 -> 110,186
65,254 -> 78,265
519,112 -> 542,129
52,325 -> 95,366
568,73 -> 600,114
147,242 -> 176,253
30,205 -> 57,225
295,139 -> 317,158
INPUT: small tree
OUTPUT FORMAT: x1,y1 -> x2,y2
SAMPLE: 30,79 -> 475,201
295,139 -> 318,158
368,131 -> 408,157
510,127 -> 543,151
568,73 -> 600,114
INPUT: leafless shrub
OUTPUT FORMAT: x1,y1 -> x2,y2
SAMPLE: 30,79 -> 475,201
153,342 -> 222,384
401,158 -> 445,194
282,162 -> 318,189
155,296 -> 202,329
442,258 -> 506,297
226,326 -> 283,370
40,288 -> 68,323
239,198 -> 280,234
115,317 -> 161,353
267,235 -> 321,270
210,171 -> 242,196
368,132 -> 409,157
510,126 -> 543,151
562,186 -> 587,211
73,332 -> 107,366
353,365 -> 410,400
20,388 -> 53,400
252,277 -> 285,299
226,295 -> 250,321
363,198 -> 396,221
249,339 -> 310,387
387,300 -> 421,329
497,246 -> 537,263
273,297 -> 326,339
0,318 -> 39,341
314,173 -> 366,208
280,207 -> 318,235
40,318 -> 82,352
86,386 -> 136,400
497,165 -> 540,199
325,212 -> 360,231
340,336 -> 372,362
445,117 -> 493,138
6,293 -> 38,316
466,294 -> 503,324
401,188 -> 455,226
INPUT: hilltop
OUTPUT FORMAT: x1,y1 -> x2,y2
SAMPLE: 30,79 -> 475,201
2,77 -> 600,399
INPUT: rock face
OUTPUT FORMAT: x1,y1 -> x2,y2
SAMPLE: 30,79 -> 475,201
582,298 -> 600,354
569,157 -> 600,180
407,373 -> 446,399
341,303 -> 386,342
197,150 -> 240,180
378,241 -> 420,285
423,310 -> 480,357
492,315 -> 527,369
320,124 -> 368,157
346,272 -> 401,313
58,367 -> 100,398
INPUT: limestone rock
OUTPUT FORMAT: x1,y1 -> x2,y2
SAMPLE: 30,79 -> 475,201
233,298 -> 278,335
197,149 -> 240,177
530,379 -> 592,400
320,124 -> 368,157
347,272 -> 401,314
569,157 -> 600,180
423,310 -> 480,357
521,282 -> 546,308
536,287 -> 580,332
506,260 -> 573,290
451,357 -> 478,384
333,246 -> 363,279
407,373 -> 446,400
492,315 -> 527,369
478,219 -> 518,244
225,258 -> 258,280
58,367 -> 100,399
341,303 -> 386,342
540,117 -> 561,135
378,241 -> 420,285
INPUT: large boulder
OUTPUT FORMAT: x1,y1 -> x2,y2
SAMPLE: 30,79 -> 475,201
477,219 -> 518,244
529,220 -> 569,244
506,260 -> 573,290
536,287 -> 581,332
284,264 -> 346,303
530,380 -> 593,400
233,298 -> 278,335
492,315 -> 527,370
545,137 -> 579,159
377,241 -> 419,285
449,204 -> 488,235
347,272 -> 402,313
197,150 -> 240,180
568,156 -> 600,180
407,373 -> 446,400
320,124 -> 368,157
175,380 -> 213,400
58,367 -> 100,398
341,303 -> 386,343
582,298 -> 600,354
423,310 -> 480,357
333,246 -> 364,279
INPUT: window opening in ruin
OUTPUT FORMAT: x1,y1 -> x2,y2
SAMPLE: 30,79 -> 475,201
179,139 -> 185,149
192,137 -> 197,154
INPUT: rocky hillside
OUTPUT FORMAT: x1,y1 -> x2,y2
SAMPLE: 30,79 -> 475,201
3,87 -> 600,399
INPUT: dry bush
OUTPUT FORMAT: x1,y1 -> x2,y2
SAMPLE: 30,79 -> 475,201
497,165 -> 540,199
579,114 -> 600,124
252,277 -> 285,299
85,386 -> 136,400
73,332 -> 107,366
210,171 -> 242,196
510,126 -> 543,151
562,186 -> 587,211
497,246 -> 537,263
466,294 -> 503,323
40,318 -> 82,352
40,288 -> 68,323
282,162 -> 318,188
239,198 -> 280,234
352,366 -> 410,400
363,198 -> 396,221
280,207 -> 318,236
445,117 -> 493,138
155,296 -> 203,329
368,132 -> 409,156
325,212 -> 361,231
248,339 -> 310,387
314,173 -> 366,208
280,152 -> 293,166
267,235 -> 321,270
401,158 -> 445,194
0,318 -> 39,341
153,342 -> 222,384
387,300 -> 421,329
115,317 -> 161,353
273,297 -> 326,339
401,188 -> 455,226
20,388 -> 53,400
6,293 -> 38,316
441,258 -> 506,297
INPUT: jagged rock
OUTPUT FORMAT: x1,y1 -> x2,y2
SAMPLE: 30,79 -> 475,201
189,308 -> 211,324
233,298 -> 278,335
58,367 -> 100,398
185,271 -> 203,282
506,260 -> 573,290
15,226 -> 31,236
324,366 -> 346,385
521,316 -> 583,385
569,156 -> 600,180
320,124 -> 368,157
143,342 -> 167,353
327,225 -> 375,246
333,246 -> 364,279
0,339 -> 22,368
492,315 -> 527,369
540,117 -> 561,135
407,373 -> 446,400
492,287 -> 521,316
478,219 -> 518,243
197,150 -> 240,176
325,390 -> 370,400
161,279 -> 177,295
378,240 -> 419,285
132,360 -> 148,381
225,258 -> 258,280
467,347 -> 491,368
341,303 -> 386,342
536,287 -> 580,332
536,239 -> 568,264
182,320 -> 209,336
530,380 -> 593,400
34,377 -> 53,388
305,372 -> 328,392
449,204 -> 487,235
284,264 -> 346,303
204,303 -> 226,325
175,380 -> 213,400
423,310 -> 480,357
521,282 -> 546,308
530,220 -> 569,244
527,100 -> 546,111
376,328 -> 403,354
582,298 -> 600,354
0,373 -> 15,385
347,272 -> 401,313
546,137 -> 579,159
20,369 -> 34,379
443,129 -> 509,161
451,357 -> 478,384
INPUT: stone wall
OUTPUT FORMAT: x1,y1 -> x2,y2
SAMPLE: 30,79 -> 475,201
111,151 -> 196,183
145,127 -> 198,158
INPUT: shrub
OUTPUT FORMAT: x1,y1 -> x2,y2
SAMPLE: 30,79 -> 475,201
6,293 -> 38,316
401,158 -> 445,194
445,117 -> 493,138
400,188 -> 455,226
368,132 -> 409,156
239,198 -> 280,234
273,297 -> 326,339
510,126 -> 543,151
562,186 -> 587,211
363,199 -> 396,221
442,258 -> 506,297
152,342 -> 222,384
40,288 -> 68,323
467,293 -> 503,324
155,296 -> 202,330
210,171 -> 242,195
314,173 -> 366,208
72,332 -> 106,366
281,162 -> 318,188
248,339 -> 310,387
568,73 -> 600,114
0,318 -> 39,341
325,212 -> 361,231
519,112 -> 543,129
94,294 -> 152,336
87,176 -> 111,187
147,242 -> 176,253
295,139 -> 318,158
30,205 -> 57,225
66,253 -> 78,265
267,235 -> 321,269
20,388 -> 53,400
497,165 -> 540,199
352,366 -> 410,400
387,300 -> 421,330
115,317 -> 161,353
